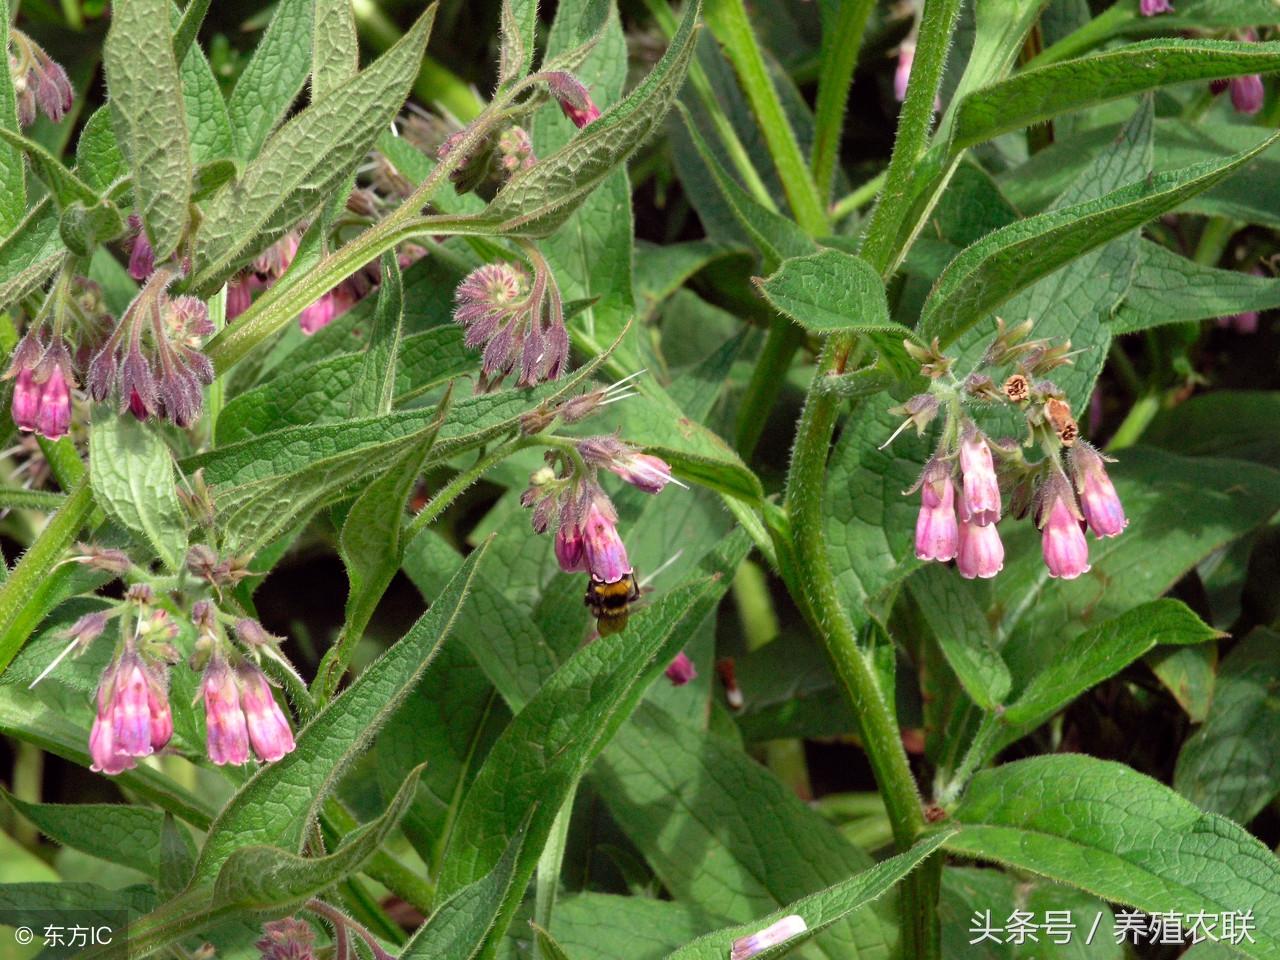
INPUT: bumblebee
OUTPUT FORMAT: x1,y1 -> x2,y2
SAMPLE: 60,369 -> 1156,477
585,571 -> 641,636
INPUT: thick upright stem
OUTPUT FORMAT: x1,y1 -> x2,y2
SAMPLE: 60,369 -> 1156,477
781,0 -> 964,953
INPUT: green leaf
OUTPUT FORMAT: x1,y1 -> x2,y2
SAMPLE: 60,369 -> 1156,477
666,832 -> 953,960
0,0 -> 23,234
215,327 -> 471,443
58,200 -> 126,257
181,44 -> 235,165
190,6 -> 436,291
401,818 -> 530,960
210,768 -> 422,912
350,253 -> 404,418
1144,391 -> 1280,467
481,0 -> 700,237
952,39 -> 1280,149
538,894 -> 717,960
75,108 -> 127,194
756,249 -> 900,336
533,924 -> 576,960
1175,628 -> 1280,825
226,0 -> 314,159
2,790 -> 196,878
496,0 -> 538,88
374,640 -> 510,871
158,814 -> 195,899
0,199 -> 64,313
999,600 -> 1221,744
675,105 -> 816,271
435,540 -> 742,950
595,703 -> 896,960
919,131 -> 1278,347
89,410 -> 188,570
103,0 -> 192,259
908,565 -> 1011,712
312,0 -> 359,103
1112,240 -> 1280,333
947,754 -> 1280,959
0,128 -> 99,208
191,544 -> 488,883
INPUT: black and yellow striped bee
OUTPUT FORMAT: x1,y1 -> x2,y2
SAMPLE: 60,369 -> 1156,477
584,571 -> 641,636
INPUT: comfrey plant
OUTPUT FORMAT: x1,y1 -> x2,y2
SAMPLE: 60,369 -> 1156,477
0,2 -> 1278,960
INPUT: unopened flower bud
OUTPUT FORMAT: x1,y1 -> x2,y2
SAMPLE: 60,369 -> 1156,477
544,72 -> 602,128
731,916 -> 808,960
1069,442 -> 1127,539
71,543 -> 132,576
1230,74 -> 1265,114
665,651 -> 697,686
958,429 -> 1001,526
554,522 -> 587,573
236,662 -> 295,763
255,918 -> 316,960
1140,0 -> 1172,14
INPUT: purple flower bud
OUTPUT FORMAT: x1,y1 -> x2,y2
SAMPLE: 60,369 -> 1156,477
1070,443 -> 1127,539
158,368 -> 202,429
914,459 -> 958,562
255,918 -> 316,960
958,431 -> 1001,526
1040,487 -> 1090,580
1140,0 -> 1172,14
72,543 -> 132,575
554,523 -> 587,572
119,350 -> 159,418
577,436 -> 678,494
236,662 -> 295,763
128,221 -> 155,281
1231,74 -> 1265,115
147,672 -> 173,751
731,916 -> 808,960
200,654 -> 250,766
956,518 -> 1004,580
894,42 -> 915,102
64,610 -> 110,646
227,276 -> 255,320
665,651 -> 697,686
544,72 -> 602,128
581,499 -> 631,584
35,364 -> 71,440
11,369 -> 41,432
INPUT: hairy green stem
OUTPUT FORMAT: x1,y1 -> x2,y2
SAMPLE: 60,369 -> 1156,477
779,0 -> 966,953
643,0 -> 779,213
1107,392 -> 1161,451
735,319 -> 802,458
810,0 -> 876,200
703,0 -> 828,233
403,435 -> 539,543
0,479 -> 93,674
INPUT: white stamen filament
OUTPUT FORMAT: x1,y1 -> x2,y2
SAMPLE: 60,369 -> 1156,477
28,635 -> 82,689
639,549 -> 684,588
878,416 -> 916,451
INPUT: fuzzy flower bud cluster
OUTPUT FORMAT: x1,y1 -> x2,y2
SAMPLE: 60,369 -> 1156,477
896,321 -> 1127,582
87,268 -> 214,428
7,30 -> 73,127
452,261 -> 569,389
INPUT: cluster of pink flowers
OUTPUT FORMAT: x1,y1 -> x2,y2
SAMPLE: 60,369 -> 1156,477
53,548 -> 299,776
901,324 -> 1127,582
7,29 -> 72,127
453,261 -> 570,388
4,334 -> 73,439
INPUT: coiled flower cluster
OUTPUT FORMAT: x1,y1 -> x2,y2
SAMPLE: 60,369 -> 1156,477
7,29 -> 72,127
896,321 -> 1127,581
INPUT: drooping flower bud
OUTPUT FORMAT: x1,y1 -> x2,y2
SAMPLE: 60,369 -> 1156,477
11,369 -> 41,432
577,436 -> 678,494
127,220 -> 155,280
89,648 -> 172,774
453,261 -> 569,388
235,662 -> 295,763
1069,442 -> 1127,539
200,653 -> 250,766
255,917 -> 316,960
9,31 -> 73,127
299,283 -> 358,335
497,125 -> 536,173
1230,74 -> 1265,115
1039,480 -> 1090,580
893,42 -> 916,102
913,458 -> 959,562
958,429 -> 1001,526
544,71 -> 602,128
70,542 -> 132,576
1140,0 -> 1172,14
581,498 -> 631,584
554,523 -> 587,572
731,916 -> 808,960
665,651 -> 697,686
34,358 -> 72,440
956,518 -> 1004,580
